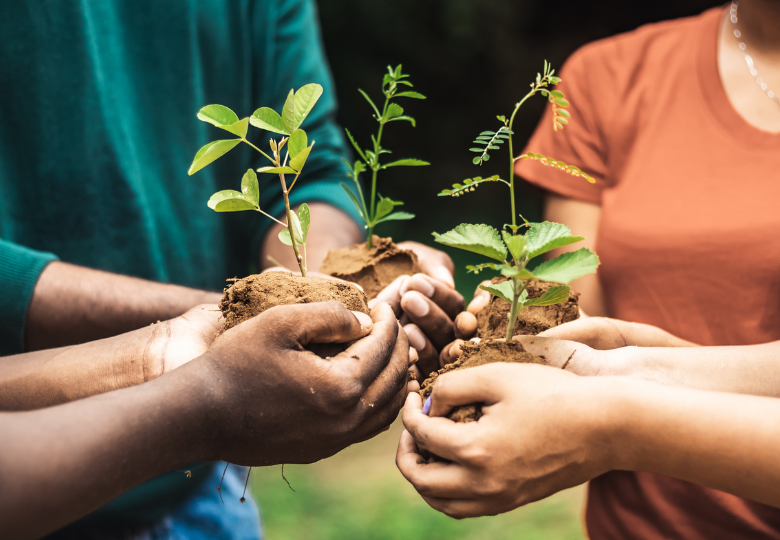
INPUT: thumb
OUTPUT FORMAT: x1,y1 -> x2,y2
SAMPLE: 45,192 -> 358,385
275,301 -> 373,345
427,363 -> 506,418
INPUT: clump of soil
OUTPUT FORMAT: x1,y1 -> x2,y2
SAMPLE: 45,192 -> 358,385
219,272 -> 369,332
477,277 -> 580,339
419,340 -> 544,423
320,236 -> 422,300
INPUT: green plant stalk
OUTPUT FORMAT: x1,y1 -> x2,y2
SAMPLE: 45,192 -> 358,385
279,172 -> 306,277
506,277 -> 531,340
506,85 -> 543,230
366,96 -> 391,249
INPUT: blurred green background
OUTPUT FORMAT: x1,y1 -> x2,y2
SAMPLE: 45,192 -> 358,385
251,0 -> 722,538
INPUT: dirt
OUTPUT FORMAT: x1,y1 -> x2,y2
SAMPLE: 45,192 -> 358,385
419,340 -> 545,423
319,236 -> 422,300
219,272 -> 369,332
477,277 -> 580,339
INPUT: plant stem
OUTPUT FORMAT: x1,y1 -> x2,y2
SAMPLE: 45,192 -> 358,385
254,208 -> 286,227
367,96 -> 390,249
243,139 -> 274,163
278,173 -> 306,277
505,278 -> 531,340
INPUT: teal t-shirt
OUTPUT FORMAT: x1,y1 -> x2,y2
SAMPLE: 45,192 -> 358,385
0,0 -> 357,526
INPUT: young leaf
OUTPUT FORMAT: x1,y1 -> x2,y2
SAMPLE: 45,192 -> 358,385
517,152 -> 596,184
466,262 -> 499,274
197,105 -> 240,128
500,265 -> 533,280
241,169 -> 259,207
432,223 -> 507,262
501,231 -> 527,262
257,166 -> 297,175
358,88 -> 381,119
222,118 -> 249,138
290,143 -> 314,172
188,139 -> 242,175
344,128 -> 368,162
288,129 -> 308,158
250,108 -> 288,135
395,91 -> 426,99
524,221 -> 584,259
478,281 -> 515,304
381,158 -> 429,169
383,103 -> 404,123
523,285 -> 571,307
298,203 -> 311,243
292,84 -> 323,130
386,115 -> 416,127
375,211 -> 414,224
278,209 -> 305,246
340,183 -> 366,221
375,197 -> 397,221
531,248 -> 600,284
438,175 -> 506,197
207,190 -> 256,212
281,89 -> 296,133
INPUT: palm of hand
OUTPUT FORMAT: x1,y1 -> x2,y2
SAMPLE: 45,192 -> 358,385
162,305 -> 223,373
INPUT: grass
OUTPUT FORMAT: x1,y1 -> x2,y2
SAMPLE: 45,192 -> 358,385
251,418 -> 586,540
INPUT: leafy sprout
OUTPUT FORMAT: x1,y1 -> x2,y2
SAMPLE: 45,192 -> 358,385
188,84 -> 323,277
433,61 -> 600,340
340,65 -> 430,249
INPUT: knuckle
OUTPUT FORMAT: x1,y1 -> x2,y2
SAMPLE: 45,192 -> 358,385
458,442 -> 489,466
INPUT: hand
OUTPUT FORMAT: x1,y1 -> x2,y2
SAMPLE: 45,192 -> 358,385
538,316 -> 697,349
396,362 -> 612,519
439,280 -> 491,367
155,305 -> 223,375
201,301 -> 411,466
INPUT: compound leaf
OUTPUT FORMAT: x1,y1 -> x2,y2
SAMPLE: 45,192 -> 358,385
240,169 -> 259,207
293,84 -> 323,130
250,107 -> 288,135
531,248 -> 600,284
432,223 -> 507,262
523,285 -> 571,307
188,139 -> 242,175
524,221 -> 585,259
478,280 -> 515,304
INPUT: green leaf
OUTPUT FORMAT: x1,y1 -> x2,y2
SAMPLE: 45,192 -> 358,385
501,231 -> 527,261
524,221 -> 585,259
500,265 -> 533,279
340,183 -> 366,221
376,211 -> 415,224
292,84 -> 323,130
250,108 -> 287,135
432,223 -> 507,262
298,203 -> 311,242
523,285 -> 571,307
466,262 -> 499,274
472,157 -> 481,165
222,118 -> 249,138
554,98 -> 570,107
358,88 -> 381,119
394,91 -> 426,99
558,109 -> 571,118
290,143 -> 314,172
257,166 -> 297,175
207,190 -> 256,212
383,103 -> 404,122
381,158 -> 429,168
281,89 -> 296,133
279,209 -> 305,247
197,105 -> 240,128
531,248 -> 600,284
386,115 -> 416,127
344,128 -> 368,162
478,281 -> 515,304
550,90 -> 564,98
188,139 -> 241,175
241,169 -> 259,206
375,197 -> 397,221
288,129 -> 308,158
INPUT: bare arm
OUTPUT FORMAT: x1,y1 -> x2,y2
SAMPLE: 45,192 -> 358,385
544,194 -> 607,316
25,262 -> 221,351
1,305 -> 220,410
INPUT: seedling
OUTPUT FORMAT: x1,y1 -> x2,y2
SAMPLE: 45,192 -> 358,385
341,65 -> 429,249
188,84 -> 324,277
434,61 -> 599,340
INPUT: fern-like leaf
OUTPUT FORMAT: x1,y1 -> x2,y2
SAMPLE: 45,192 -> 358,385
438,175 -> 509,197
516,152 -> 596,184
470,126 -> 513,166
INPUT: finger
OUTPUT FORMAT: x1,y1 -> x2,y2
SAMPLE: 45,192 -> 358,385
357,320 -> 410,411
400,274 -> 464,319
335,302 -> 398,388
421,495 -> 504,520
467,281 -> 492,315
368,275 -> 411,318
397,431 -> 479,499
512,335 -> 599,375
397,241 -> 456,289
454,312 -> 478,340
400,291 -> 455,350
438,339 -> 463,368
427,364 -> 507,418
409,346 -> 419,366
274,301 -> 373,345
404,323 -> 439,377
402,393 -> 479,463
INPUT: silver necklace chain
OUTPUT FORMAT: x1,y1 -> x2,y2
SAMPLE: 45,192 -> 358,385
729,1 -> 780,106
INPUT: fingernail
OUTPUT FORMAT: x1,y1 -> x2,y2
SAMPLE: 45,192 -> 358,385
405,325 -> 426,351
403,291 -> 430,317
351,311 -> 373,332
422,396 -> 432,415
430,265 -> 455,288
403,275 -> 435,298
397,275 -> 411,295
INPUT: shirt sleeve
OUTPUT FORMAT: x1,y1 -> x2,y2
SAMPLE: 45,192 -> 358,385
515,44 -> 615,205
0,239 -> 58,356
250,0 -> 362,253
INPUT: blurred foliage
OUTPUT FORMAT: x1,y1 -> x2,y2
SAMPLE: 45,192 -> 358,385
318,0 -> 721,298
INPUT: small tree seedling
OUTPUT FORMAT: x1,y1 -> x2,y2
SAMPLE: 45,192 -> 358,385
340,65 -> 429,249
188,84 -> 324,277
434,61 -> 600,340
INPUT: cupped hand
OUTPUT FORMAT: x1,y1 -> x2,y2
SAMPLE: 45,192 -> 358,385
538,316 -> 697,349
396,362 -> 613,519
201,301 -> 411,466
157,304 -> 223,375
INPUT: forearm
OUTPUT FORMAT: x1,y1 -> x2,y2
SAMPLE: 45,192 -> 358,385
0,362 -> 212,539
261,203 -> 362,271
25,261 -> 221,350
614,340 -> 780,397
602,376 -> 780,508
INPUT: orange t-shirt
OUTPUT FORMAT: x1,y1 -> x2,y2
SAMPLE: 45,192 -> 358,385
517,6 -> 780,540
